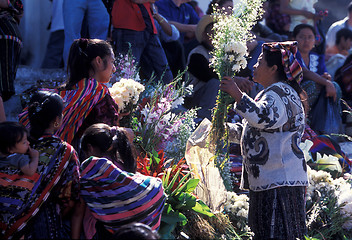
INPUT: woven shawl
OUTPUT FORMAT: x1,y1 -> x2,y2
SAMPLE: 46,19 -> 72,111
80,157 -> 166,233
0,135 -> 80,239
19,78 -> 108,144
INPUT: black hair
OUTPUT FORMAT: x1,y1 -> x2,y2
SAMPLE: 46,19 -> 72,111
113,223 -> 159,240
292,24 -> 316,38
206,0 -> 233,14
335,28 -> 352,45
63,39 -> 113,90
189,1 -> 199,8
0,121 -> 28,154
263,48 -> 309,115
80,124 -> 136,173
28,91 -> 64,141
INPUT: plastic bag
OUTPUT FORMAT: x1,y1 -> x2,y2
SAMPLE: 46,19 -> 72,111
309,87 -> 342,134
185,118 -> 227,212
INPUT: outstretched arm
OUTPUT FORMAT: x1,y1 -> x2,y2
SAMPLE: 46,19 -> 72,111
71,198 -> 86,239
280,0 -> 322,21
220,76 -> 244,103
302,67 -> 337,101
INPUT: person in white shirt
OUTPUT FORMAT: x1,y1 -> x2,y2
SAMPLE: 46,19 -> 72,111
326,1 -> 352,50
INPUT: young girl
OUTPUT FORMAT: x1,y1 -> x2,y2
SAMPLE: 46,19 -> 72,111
19,38 -> 120,153
80,123 -> 136,173
78,123 -> 165,239
0,121 -> 39,176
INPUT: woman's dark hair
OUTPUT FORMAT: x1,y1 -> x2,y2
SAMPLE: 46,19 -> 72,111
206,0 -> 233,14
113,223 -> 159,240
263,48 -> 309,114
28,91 -> 64,141
292,24 -> 316,38
80,124 -> 136,173
63,38 -> 113,90
0,121 -> 27,154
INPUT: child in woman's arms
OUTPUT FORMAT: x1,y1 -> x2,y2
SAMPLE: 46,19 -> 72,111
0,122 -> 39,176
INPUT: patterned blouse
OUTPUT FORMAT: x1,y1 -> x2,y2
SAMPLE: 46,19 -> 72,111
228,82 -> 309,191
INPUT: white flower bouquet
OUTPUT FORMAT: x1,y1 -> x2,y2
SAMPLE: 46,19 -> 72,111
210,0 -> 264,164
306,167 -> 352,237
109,78 -> 145,113
223,191 -> 253,237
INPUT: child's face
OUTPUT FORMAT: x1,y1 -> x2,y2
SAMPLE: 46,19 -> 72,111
9,133 -> 30,154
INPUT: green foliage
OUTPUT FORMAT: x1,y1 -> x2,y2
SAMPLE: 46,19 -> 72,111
158,165 -> 215,239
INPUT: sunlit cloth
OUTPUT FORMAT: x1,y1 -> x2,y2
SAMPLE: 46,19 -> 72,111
19,78 -> 109,144
80,157 -> 165,234
0,135 -> 80,239
309,135 -> 351,173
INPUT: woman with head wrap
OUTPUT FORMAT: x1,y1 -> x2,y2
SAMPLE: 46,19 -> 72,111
220,41 -> 309,240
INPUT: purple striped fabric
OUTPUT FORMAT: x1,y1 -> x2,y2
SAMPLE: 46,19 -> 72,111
80,157 -> 165,233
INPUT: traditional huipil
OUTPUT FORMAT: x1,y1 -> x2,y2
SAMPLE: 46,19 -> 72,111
0,134 -> 80,239
227,42 -> 309,240
80,157 -> 165,235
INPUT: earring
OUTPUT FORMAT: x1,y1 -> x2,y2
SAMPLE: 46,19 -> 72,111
54,122 -> 59,128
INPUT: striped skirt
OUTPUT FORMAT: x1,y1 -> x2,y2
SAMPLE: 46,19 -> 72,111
248,186 -> 307,240
0,15 -> 22,101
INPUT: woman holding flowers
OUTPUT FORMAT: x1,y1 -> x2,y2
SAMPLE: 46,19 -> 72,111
220,41 -> 309,240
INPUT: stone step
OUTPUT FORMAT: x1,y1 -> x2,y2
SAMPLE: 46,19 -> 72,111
4,66 -> 66,121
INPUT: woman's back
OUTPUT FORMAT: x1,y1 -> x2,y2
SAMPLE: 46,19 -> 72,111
0,135 -> 80,239
80,157 -> 165,234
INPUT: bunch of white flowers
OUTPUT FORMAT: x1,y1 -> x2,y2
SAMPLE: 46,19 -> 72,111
109,78 -> 145,113
223,191 -> 250,232
210,0 -> 264,78
209,0 -> 264,169
307,167 -> 352,230
306,168 -> 335,202
333,177 -> 352,229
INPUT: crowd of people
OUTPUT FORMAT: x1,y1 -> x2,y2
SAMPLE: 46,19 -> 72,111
0,0 -> 352,239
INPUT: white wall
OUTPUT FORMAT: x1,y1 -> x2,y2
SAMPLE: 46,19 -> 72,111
198,1 -> 209,14
19,0 -> 52,69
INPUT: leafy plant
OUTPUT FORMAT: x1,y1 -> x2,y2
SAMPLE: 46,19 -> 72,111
158,164 -> 215,239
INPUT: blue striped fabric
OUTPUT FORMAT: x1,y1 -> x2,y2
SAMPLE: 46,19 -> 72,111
80,157 -> 166,233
